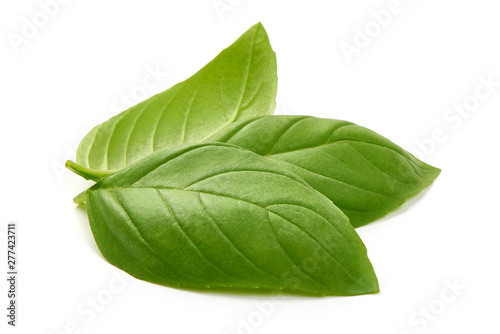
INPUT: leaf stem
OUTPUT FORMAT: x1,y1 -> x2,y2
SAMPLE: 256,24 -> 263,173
65,160 -> 114,182
73,190 -> 87,205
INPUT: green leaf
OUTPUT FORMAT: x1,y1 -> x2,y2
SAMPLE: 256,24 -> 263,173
85,143 -> 379,296
207,115 -> 441,228
69,23 -> 277,182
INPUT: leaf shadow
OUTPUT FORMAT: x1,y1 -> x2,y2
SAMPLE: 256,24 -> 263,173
357,182 -> 438,228
74,203 -> 104,258
148,281 -> 351,300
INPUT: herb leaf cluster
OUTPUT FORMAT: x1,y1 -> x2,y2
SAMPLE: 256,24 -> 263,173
67,23 -> 440,296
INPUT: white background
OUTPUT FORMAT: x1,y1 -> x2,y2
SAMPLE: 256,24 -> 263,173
1,0 -> 499,333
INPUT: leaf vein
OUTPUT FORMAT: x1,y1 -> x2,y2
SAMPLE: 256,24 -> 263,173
123,99 -> 156,166
180,86 -> 200,144
276,159 -> 392,197
266,205 -> 372,290
155,189 -> 243,282
266,117 -> 310,155
199,193 -> 282,283
84,123 -> 104,168
230,27 -> 258,121
151,88 -> 180,152
105,191 -> 205,283
266,211 -> 328,288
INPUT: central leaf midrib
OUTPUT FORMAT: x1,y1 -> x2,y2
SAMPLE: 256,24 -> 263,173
230,25 -> 258,123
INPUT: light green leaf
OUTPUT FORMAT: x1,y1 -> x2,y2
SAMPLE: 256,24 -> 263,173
68,23 -> 277,181
207,115 -> 441,227
85,143 -> 379,296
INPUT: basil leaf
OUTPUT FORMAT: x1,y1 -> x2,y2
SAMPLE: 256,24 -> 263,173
207,115 -> 441,228
67,23 -> 277,181
85,143 -> 379,296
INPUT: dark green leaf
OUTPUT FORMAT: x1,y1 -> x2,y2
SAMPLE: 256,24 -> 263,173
207,115 -> 441,227
85,143 -> 379,296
